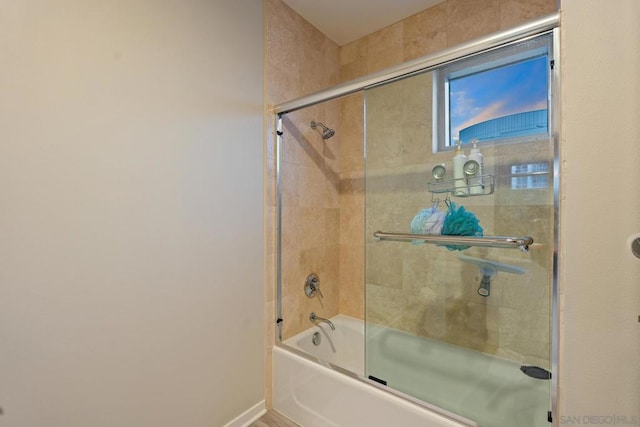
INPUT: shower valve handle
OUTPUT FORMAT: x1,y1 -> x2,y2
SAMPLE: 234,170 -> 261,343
304,273 -> 323,299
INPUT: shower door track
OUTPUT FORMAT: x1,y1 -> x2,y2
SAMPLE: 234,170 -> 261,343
274,13 -> 559,115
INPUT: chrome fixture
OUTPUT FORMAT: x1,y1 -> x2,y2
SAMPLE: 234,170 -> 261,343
431,164 -> 446,180
374,231 -> 533,252
312,332 -> 322,346
310,312 -> 335,331
304,273 -> 323,298
310,121 -> 335,139
463,160 -> 480,177
477,264 -> 497,297
457,254 -> 526,297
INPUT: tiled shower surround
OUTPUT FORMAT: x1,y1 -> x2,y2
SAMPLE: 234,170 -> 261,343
365,75 -> 553,369
265,0 -> 558,401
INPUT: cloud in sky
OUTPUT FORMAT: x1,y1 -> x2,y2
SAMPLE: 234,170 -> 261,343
449,56 -> 548,142
452,100 -> 506,138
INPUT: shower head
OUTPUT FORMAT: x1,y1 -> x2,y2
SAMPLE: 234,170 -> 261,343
310,121 -> 335,140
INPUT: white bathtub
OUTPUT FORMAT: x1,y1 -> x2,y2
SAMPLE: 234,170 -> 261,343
274,315 -> 472,427
274,315 -> 550,427
288,314 -> 365,376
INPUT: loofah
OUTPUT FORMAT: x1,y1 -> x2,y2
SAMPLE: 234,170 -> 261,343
441,202 -> 483,251
409,206 -> 446,237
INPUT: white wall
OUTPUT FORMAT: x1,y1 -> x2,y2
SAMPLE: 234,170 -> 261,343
560,0 -> 640,422
0,1 -> 264,426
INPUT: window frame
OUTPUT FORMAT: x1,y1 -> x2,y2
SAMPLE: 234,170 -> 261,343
433,33 -> 554,152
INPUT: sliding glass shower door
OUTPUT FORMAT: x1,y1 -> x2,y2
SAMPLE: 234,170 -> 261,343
364,32 -> 556,427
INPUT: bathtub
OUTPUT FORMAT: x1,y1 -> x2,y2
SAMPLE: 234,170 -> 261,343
274,315 -> 471,427
274,314 -> 550,427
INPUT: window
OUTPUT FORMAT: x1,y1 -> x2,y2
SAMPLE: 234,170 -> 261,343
510,162 -> 550,190
434,33 -> 553,151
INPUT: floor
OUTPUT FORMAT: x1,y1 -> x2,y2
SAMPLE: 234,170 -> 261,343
250,410 -> 300,427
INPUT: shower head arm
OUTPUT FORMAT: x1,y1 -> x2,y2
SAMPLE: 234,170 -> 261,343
310,121 -> 335,140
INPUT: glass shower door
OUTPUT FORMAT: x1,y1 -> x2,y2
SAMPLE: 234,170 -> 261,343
363,47 -> 555,426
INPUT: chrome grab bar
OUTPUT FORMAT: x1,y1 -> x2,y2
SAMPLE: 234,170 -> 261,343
373,231 -> 534,252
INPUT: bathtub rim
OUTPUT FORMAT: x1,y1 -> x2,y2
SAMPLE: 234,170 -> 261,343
275,316 -> 477,427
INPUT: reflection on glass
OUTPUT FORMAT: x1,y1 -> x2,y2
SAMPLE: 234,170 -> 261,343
365,47 -> 554,426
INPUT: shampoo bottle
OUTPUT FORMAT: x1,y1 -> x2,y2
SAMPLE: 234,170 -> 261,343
468,139 -> 484,195
452,140 -> 468,196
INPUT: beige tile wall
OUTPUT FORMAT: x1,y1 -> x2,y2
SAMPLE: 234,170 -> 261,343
264,0 -> 558,405
337,0 -> 557,369
277,100 -> 344,340
339,0 -> 557,81
337,94 -> 365,319
336,0 -> 556,322
264,0 -> 340,407
364,70 -> 553,368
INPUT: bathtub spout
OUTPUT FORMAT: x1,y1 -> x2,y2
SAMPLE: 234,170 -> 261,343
310,312 -> 335,330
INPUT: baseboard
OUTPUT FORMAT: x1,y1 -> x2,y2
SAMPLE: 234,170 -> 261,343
223,400 -> 266,427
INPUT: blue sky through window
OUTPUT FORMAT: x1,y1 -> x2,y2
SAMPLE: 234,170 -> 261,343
449,56 -> 548,144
